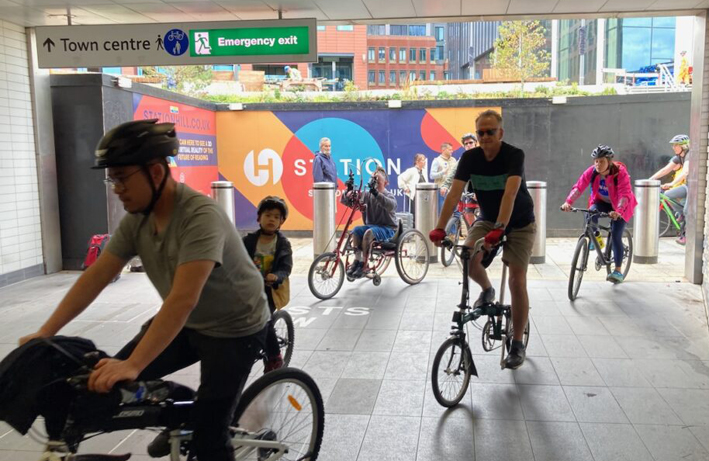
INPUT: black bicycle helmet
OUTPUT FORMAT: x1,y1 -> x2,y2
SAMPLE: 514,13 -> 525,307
591,145 -> 615,159
93,119 -> 178,169
461,132 -> 477,143
257,196 -> 289,221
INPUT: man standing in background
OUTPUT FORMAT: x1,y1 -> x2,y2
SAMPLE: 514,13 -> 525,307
313,137 -> 337,184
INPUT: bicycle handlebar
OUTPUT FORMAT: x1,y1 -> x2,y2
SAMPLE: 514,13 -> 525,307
561,206 -> 611,218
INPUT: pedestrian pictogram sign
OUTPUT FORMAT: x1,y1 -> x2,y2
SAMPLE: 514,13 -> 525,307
35,18 -> 317,69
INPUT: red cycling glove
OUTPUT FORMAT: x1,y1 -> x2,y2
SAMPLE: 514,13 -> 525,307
429,228 -> 447,243
484,228 -> 505,246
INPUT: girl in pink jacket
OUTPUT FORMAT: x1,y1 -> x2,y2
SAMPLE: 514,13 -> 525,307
561,145 -> 638,283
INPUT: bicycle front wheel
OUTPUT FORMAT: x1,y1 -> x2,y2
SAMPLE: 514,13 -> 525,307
232,367 -> 324,461
659,205 -> 673,237
568,236 -> 590,301
431,337 -> 473,407
308,252 -> 344,299
606,228 -> 633,279
440,217 -> 462,267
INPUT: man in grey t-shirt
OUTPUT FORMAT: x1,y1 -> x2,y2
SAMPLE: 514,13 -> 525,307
19,120 -> 270,461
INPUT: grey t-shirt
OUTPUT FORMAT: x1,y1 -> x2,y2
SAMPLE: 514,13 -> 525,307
106,183 -> 270,338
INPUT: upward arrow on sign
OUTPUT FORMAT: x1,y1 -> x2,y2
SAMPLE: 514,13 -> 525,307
43,38 -> 55,52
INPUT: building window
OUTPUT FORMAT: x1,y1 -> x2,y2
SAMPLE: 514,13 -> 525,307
368,71 -> 375,84
378,47 -> 385,61
379,70 -> 385,84
420,71 -> 426,81
420,48 -> 426,62
390,71 -> 396,84
400,70 -> 407,84
435,26 -> 444,41
430,48 -> 436,62
400,48 -> 406,62
389,47 -> 396,61
368,47 -> 375,62
390,25 -> 408,35
430,70 -> 436,81
317,25 -> 326,31
437,45 -> 444,61
410,70 -> 416,81
410,48 -> 417,62
367,25 -> 385,35
212,65 -> 234,71
409,25 -> 426,36
336,25 -> 354,31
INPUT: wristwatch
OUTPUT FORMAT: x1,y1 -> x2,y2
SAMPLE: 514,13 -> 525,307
493,222 -> 506,230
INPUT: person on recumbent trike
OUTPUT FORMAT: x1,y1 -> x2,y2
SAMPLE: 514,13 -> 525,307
341,166 -> 397,279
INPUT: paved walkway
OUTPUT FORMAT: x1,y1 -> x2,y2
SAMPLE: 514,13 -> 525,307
0,238 -> 707,461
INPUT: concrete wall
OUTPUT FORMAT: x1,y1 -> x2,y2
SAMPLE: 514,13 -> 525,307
0,21 -> 42,287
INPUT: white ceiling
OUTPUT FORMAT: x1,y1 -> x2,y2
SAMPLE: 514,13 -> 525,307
2,0 -> 705,27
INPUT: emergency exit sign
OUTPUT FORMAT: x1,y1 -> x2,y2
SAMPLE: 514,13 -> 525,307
35,18 -> 317,69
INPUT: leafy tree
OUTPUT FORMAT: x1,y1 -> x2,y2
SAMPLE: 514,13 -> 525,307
492,21 -> 550,96
141,65 -> 214,97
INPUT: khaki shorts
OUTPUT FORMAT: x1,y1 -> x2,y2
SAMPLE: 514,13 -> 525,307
464,221 -> 537,268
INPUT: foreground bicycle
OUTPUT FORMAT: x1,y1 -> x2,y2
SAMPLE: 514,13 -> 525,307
431,238 -> 530,408
28,338 -> 322,461
566,207 -> 633,301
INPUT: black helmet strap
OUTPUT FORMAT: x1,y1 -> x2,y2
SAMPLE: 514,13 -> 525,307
139,162 -> 170,216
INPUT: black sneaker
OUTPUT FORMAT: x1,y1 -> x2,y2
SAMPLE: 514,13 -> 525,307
352,263 -> 366,279
473,287 -> 495,308
505,340 -> 526,370
147,429 -> 171,458
347,260 -> 362,277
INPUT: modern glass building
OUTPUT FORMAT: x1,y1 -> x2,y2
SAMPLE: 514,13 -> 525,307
606,17 -> 676,72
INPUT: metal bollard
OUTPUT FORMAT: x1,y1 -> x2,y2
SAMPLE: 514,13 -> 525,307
527,181 -> 547,264
313,182 -> 336,257
211,181 -> 235,224
633,179 -> 660,264
415,182 -> 439,263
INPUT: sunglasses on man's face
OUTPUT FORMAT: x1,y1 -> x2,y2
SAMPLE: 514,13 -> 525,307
476,129 -> 498,138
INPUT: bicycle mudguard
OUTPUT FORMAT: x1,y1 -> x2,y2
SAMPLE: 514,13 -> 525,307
65,454 -> 131,461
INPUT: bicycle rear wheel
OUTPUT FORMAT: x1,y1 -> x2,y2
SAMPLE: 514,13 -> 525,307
395,229 -> 430,284
431,337 -> 473,407
272,310 -> 295,366
232,367 -> 324,461
605,228 -> 633,279
568,236 -> 590,301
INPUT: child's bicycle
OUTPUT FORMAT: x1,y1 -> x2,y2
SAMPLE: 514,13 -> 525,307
431,237 -> 530,408
659,192 -> 684,237
307,170 -> 430,299
566,207 -> 633,301
440,191 -> 480,267
31,335 -> 320,461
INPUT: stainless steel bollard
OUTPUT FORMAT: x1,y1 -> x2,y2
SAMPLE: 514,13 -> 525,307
415,182 -> 439,263
313,182 -> 336,257
633,179 -> 660,264
527,181 -> 547,264
211,181 -> 235,224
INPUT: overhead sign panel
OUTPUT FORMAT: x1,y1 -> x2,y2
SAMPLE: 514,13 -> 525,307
35,18 -> 317,69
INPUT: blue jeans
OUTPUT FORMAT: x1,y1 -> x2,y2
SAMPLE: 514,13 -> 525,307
589,201 -> 626,268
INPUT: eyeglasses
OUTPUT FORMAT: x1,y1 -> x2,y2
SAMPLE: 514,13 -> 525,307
104,169 -> 142,190
476,129 -> 498,138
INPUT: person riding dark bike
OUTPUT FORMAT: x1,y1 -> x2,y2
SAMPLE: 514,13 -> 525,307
561,145 -> 637,284
19,119 -> 271,461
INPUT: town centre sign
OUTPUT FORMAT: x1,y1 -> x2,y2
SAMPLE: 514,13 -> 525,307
35,18 -> 317,68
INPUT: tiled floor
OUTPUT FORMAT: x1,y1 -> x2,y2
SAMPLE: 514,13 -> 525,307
0,237 -> 707,461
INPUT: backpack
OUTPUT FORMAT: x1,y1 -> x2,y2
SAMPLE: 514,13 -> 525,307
81,234 -> 111,270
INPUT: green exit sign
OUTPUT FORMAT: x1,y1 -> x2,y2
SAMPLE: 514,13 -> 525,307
190,26 -> 310,58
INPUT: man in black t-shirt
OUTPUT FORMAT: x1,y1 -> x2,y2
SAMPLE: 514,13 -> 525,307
429,110 -> 536,370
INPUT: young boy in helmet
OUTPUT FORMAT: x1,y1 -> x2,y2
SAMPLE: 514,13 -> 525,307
650,134 -> 690,244
243,196 -> 293,372
19,119 -> 271,461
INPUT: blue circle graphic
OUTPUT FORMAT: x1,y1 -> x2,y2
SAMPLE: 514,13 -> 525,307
164,29 -> 188,56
